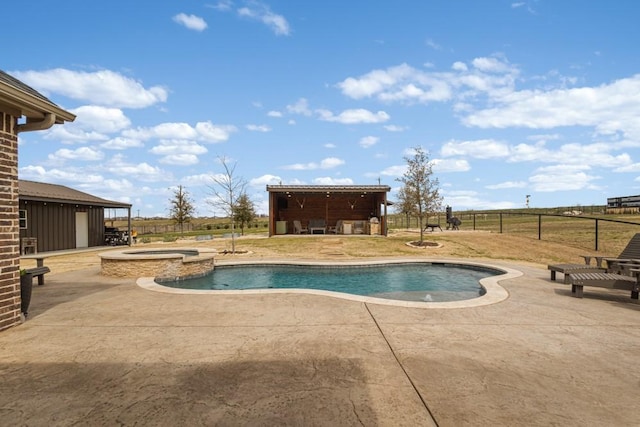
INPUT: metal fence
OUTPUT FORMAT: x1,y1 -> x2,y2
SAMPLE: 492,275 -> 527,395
387,212 -> 640,253
470,213 -> 640,253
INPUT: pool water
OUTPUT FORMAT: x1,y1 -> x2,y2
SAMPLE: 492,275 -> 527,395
158,263 -> 502,302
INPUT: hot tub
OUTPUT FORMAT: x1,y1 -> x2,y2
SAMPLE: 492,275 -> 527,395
99,248 -> 216,280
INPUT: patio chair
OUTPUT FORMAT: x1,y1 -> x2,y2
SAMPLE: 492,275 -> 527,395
548,233 -> 640,283
293,220 -> 308,234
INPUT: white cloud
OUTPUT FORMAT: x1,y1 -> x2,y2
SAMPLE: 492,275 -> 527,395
267,110 -> 283,117
337,63 -> 453,103
425,38 -> 441,50
380,165 -> 406,177
159,154 -> 200,165
441,139 -> 510,159
237,3 -> 290,36
10,69 -> 168,108
70,106 -> 131,133
316,108 -> 390,124
463,74 -> 640,140
485,181 -> 527,189
104,155 -> 169,182
195,122 -> 238,142
452,61 -> 468,72
101,137 -> 144,150
49,146 -> 104,161
615,163 -> 640,172
246,124 -> 271,132
313,177 -> 354,185
282,157 -> 345,170
123,121 -> 236,143
529,164 -> 600,192
19,165 -> 104,184
384,124 -> 407,132
173,13 -> 208,31
359,136 -> 379,148
149,140 -> 208,156
44,125 -> 109,144
472,56 -> 514,73
442,190 -> 518,210
249,174 -> 282,187
286,98 -> 312,116
209,1 -> 233,12
432,158 -> 471,172
337,58 -> 518,105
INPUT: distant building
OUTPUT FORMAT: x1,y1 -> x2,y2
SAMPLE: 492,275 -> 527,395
606,194 -> 640,213
266,185 -> 390,236
19,180 -> 132,253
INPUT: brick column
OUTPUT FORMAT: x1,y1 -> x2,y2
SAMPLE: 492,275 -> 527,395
0,112 -> 21,331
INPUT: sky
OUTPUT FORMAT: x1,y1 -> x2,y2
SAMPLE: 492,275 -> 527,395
4,1 -> 640,217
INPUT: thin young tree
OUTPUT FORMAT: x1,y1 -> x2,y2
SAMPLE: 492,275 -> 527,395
207,156 -> 246,253
168,185 -> 195,235
233,192 -> 256,236
396,147 -> 443,244
395,186 -> 415,229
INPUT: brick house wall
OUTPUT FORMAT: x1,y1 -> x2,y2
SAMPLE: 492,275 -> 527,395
0,111 -> 21,331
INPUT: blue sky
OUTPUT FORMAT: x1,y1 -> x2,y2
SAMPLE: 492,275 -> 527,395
4,1 -> 640,216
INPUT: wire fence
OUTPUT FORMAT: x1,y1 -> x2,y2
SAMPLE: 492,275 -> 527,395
387,212 -> 640,254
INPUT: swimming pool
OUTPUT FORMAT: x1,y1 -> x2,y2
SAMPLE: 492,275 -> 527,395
156,262 -> 504,303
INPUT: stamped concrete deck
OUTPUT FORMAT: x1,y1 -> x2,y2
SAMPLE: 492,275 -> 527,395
1,260 -> 639,426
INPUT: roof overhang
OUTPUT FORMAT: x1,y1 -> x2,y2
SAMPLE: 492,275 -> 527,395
0,73 -> 75,124
267,185 -> 390,194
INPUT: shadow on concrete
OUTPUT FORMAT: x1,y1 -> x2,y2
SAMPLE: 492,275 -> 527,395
24,268 -> 127,320
0,359 -> 376,426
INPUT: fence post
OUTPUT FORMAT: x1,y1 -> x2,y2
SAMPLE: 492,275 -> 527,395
595,219 -> 599,251
499,213 -> 503,233
538,214 -> 542,240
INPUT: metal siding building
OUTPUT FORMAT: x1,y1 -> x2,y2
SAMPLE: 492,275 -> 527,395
18,180 -> 131,253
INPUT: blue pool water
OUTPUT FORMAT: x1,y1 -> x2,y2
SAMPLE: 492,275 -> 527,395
158,262 -> 502,302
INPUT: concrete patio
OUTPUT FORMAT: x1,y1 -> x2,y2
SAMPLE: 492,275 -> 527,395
1,260 -> 639,426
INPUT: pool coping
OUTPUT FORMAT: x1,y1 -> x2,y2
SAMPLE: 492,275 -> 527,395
136,257 -> 521,309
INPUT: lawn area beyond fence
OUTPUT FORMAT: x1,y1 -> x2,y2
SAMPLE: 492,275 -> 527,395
387,212 -> 640,255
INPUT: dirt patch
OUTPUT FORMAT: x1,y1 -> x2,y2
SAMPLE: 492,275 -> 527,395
405,240 -> 443,249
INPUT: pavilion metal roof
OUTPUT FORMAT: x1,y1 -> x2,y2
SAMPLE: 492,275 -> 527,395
266,185 -> 390,193
18,180 -> 131,208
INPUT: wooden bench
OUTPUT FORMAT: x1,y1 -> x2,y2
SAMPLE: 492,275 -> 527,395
424,223 -> 442,232
24,266 -> 50,286
548,263 -> 605,283
568,270 -> 640,299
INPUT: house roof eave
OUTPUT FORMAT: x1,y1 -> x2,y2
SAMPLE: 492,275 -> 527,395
0,71 -> 76,123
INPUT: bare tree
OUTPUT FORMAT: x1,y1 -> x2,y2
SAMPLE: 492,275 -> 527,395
396,147 -> 442,243
168,185 -> 195,235
207,157 -> 246,253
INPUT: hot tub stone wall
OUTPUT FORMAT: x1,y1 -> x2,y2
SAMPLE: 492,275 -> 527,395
101,254 -> 215,280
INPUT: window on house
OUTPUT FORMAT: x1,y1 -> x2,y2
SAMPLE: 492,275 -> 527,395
19,210 -> 27,229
